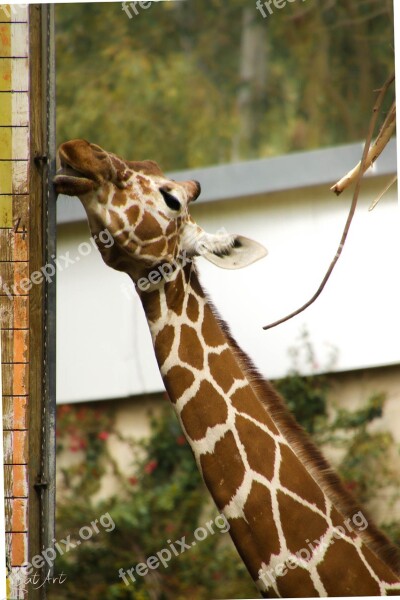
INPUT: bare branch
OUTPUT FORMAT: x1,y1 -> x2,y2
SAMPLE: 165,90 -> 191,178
331,99 -> 396,195
369,175 -> 397,211
263,72 -> 395,331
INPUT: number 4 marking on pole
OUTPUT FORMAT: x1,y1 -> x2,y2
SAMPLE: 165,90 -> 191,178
13,218 -> 27,240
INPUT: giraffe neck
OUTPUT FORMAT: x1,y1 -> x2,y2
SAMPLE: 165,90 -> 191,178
137,264 -> 400,597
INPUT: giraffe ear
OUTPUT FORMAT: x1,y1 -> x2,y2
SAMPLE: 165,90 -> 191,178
200,234 -> 268,269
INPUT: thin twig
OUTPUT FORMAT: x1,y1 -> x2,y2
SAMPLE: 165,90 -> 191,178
263,72 -> 395,331
369,175 -> 397,211
331,99 -> 396,195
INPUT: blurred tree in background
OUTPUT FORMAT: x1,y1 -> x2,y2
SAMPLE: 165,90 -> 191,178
56,0 -> 394,170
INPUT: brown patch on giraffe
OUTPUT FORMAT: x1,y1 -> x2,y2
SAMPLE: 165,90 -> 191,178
362,545 -> 400,585
199,430 -> 245,507
279,445 -> 326,513
140,289 -> 161,323
126,159 -> 164,177
274,565 -> 318,597
167,236 -> 177,256
186,294 -> 199,323
125,204 -> 141,225
135,212 -> 163,239
111,189 -> 128,207
154,325 -> 175,367
230,386 -> 280,436
166,220 -> 177,235
137,174 -> 152,194
202,304 -> 228,347
243,481 -> 281,559
228,519 -> 272,583
182,380 -> 228,442
182,263 -> 194,286
277,490 -> 328,556
235,415 -> 275,481
108,210 -> 125,231
330,507 -> 357,540
208,348 -> 244,393
140,239 -> 167,257
178,324 -> 204,370
164,366 -> 195,403
190,271 -> 205,298
165,271 -> 185,316
317,538 -> 381,595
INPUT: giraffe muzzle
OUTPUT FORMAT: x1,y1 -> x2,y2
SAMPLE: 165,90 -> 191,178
54,140 -> 105,196
54,159 -> 98,196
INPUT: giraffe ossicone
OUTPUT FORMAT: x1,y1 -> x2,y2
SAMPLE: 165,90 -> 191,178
54,139 -> 400,597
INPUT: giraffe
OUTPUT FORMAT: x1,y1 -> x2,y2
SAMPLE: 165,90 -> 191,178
54,139 -> 400,597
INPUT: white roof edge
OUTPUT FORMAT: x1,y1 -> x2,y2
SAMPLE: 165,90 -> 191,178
57,139 -> 397,224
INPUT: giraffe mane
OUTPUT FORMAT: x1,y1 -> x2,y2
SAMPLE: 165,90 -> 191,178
195,272 -> 400,577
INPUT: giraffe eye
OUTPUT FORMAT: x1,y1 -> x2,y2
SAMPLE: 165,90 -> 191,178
159,187 -> 181,211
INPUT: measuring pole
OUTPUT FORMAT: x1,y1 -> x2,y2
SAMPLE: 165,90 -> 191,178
0,320 -> 6,600
0,4 -> 56,598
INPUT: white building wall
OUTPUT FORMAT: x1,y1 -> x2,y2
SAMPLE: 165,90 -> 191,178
192,177 -> 400,380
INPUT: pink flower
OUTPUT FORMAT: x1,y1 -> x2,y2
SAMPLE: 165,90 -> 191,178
144,460 -> 158,474
98,431 -> 109,441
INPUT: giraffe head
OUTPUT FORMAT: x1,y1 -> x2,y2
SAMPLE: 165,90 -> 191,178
54,139 -> 267,282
